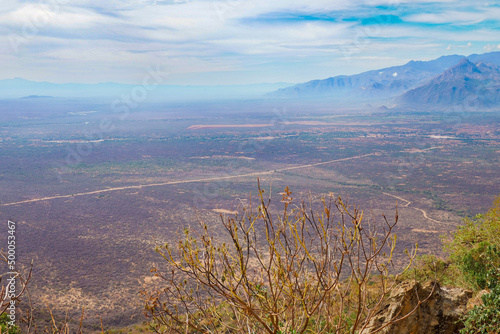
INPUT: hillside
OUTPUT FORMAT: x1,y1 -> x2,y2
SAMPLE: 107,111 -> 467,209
270,51 -> 500,108
270,55 -> 464,99
399,58 -> 500,108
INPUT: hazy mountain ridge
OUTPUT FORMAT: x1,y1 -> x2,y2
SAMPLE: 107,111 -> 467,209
270,51 -> 500,108
0,78 -> 292,101
271,55 -> 464,99
400,58 -> 500,108
2,52 -> 500,106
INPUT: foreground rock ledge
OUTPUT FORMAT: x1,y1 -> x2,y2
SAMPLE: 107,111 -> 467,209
361,280 -> 472,334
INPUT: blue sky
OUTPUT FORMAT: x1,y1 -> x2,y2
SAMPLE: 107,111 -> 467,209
0,0 -> 499,85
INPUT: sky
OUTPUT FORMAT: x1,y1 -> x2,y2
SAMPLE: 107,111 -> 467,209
0,0 -> 499,85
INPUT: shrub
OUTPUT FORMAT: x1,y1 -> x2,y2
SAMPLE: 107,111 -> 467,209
0,313 -> 20,334
460,284 -> 500,334
0,250 -> 31,333
444,195 -> 500,334
402,254 -> 454,286
444,196 -> 500,290
144,183 -> 418,334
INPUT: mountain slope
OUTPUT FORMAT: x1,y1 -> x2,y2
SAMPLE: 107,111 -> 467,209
468,51 -> 500,66
270,55 -> 464,99
399,58 -> 500,108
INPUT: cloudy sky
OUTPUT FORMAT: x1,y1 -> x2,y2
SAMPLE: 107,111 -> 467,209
1,0 -> 499,85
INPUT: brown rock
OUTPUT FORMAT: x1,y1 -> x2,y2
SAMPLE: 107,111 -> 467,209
361,281 -> 472,334
466,289 -> 488,311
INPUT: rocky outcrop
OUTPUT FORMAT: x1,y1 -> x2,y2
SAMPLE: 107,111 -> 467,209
361,281 -> 472,334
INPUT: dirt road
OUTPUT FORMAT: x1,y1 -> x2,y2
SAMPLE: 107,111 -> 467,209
382,192 -> 458,226
1,153 -> 376,207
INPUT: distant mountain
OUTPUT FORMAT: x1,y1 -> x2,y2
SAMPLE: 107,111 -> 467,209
468,51 -> 500,66
399,58 -> 500,108
0,78 -> 292,101
270,55 -> 464,99
270,51 -> 500,108
21,95 -> 55,99
0,78 -> 135,99
4,51 -> 500,105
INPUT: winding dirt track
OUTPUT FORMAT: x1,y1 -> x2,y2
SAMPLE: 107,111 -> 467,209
1,153 -> 376,207
382,192 -> 458,226
382,192 -> 411,207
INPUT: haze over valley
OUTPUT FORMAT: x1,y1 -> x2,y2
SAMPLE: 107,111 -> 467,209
0,0 -> 499,332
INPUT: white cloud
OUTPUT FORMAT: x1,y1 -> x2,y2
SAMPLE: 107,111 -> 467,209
0,0 -> 498,84
483,43 -> 500,52
0,4 -> 118,30
373,25 -> 499,42
446,42 -> 472,50
406,7 -> 500,25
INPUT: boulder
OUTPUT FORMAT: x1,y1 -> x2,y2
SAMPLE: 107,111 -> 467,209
361,280 -> 472,334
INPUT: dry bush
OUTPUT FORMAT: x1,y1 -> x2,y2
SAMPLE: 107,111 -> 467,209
1,250 -> 88,334
1,249 -> 32,333
145,182 -> 418,334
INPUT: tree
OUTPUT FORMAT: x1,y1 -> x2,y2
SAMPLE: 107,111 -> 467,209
144,182 -> 417,334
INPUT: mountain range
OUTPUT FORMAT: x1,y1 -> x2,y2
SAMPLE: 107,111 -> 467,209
1,52 -> 500,108
400,58 -> 500,108
271,51 -> 500,109
0,78 -> 291,101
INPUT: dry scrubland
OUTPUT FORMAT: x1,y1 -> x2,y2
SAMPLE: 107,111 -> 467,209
0,99 -> 498,331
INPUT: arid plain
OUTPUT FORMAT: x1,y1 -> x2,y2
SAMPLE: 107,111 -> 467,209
0,98 -> 498,330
